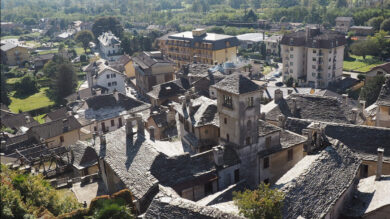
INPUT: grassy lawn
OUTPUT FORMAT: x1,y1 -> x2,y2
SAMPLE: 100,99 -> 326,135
74,47 -> 87,56
38,49 -> 58,55
33,114 -> 46,124
6,77 -> 21,84
9,87 -> 54,113
343,55 -> 384,73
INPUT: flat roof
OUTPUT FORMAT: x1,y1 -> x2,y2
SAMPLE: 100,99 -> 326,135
236,33 -> 268,42
169,31 -> 235,41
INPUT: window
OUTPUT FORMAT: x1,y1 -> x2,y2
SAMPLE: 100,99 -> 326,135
118,117 -> 122,127
313,49 -> 317,53
247,97 -> 254,107
290,47 -> 294,51
112,74 -> 116,78
312,72 -> 316,77
312,57 -> 316,61
265,136 -> 271,147
312,65 -> 316,69
223,94 -> 233,108
288,149 -> 293,161
111,120 -> 115,127
378,71 -> 383,75
226,134 -> 230,142
360,164 -> 368,178
289,69 -> 293,73
246,137 -> 251,145
234,169 -> 240,183
108,82 -> 112,87
106,74 -> 110,79
112,81 -> 117,86
60,136 -> 64,143
289,54 -> 294,58
94,126 -> 97,132
290,62 -> 293,66
263,157 -> 269,169
247,120 -> 252,130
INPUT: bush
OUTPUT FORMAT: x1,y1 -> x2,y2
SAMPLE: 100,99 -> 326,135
14,75 -> 38,96
357,74 -> 366,81
80,54 -> 87,62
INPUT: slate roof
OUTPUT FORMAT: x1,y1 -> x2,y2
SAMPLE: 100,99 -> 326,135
376,76 -> 390,107
70,141 -> 98,169
28,116 -> 82,139
149,111 -> 168,128
147,80 -> 186,99
144,194 -> 244,219
3,134 -> 39,155
132,51 -> 171,70
259,128 -> 307,157
258,120 -> 281,136
212,73 -> 260,95
65,88 -> 95,103
1,42 -> 17,51
44,107 -> 68,121
335,17 -> 354,22
0,112 -> 39,130
85,93 -> 149,112
369,62 -> 390,73
279,143 -> 361,219
265,94 -> 364,124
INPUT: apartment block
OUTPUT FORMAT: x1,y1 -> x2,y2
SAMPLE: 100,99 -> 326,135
157,29 -> 239,67
281,27 -> 346,88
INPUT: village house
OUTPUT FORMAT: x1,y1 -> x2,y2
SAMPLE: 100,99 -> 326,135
69,140 -> 99,177
132,51 -> 175,94
157,29 -> 239,67
147,80 -> 187,107
264,35 -> 282,57
349,25 -> 374,36
1,42 -> 30,66
365,62 -> 390,82
0,111 -> 39,135
42,107 -> 69,123
281,27 -> 346,88
335,17 -> 354,33
65,87 -> 108,104
84,59 -> 126,94
146,105 -> 177,140
71,91 -> 150,134
375,75 -> 390,128
98,31 -> 122,61
109,54 -> 134,78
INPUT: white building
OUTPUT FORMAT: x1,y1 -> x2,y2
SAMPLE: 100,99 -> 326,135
280,27 -> 346,88
84,59 -> 126,94
264,35 -> 282,57
98,31 -> 122,61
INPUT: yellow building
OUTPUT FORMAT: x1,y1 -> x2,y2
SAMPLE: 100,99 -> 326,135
157,29 -> 239,67
1,43 -> 30,66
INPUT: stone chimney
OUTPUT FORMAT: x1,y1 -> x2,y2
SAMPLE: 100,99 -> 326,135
274,89 -> 283,103
277,114 -> 285,128
359,100 -> 366,110
351,108 -> 359,124
149,126 -> 155,141
95,88 -> 102,95
136,113 -> 144,136
167,103 -> 176,124
291,98 -> 297,115
212,146 -> 224,166
302,129 -> 312,154
189,100 -> 195,115
100,135 -> 106,146
113,89 -> 119,101
0,140 -> 6,151
126,118 -> 134,138
260,112 -> 266,120
342,94 -> 348,105
179,96 -> 186,109
376,148 -> 384,180
25,115 -> 31,123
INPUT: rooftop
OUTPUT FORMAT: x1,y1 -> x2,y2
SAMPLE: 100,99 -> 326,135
236,33 -> 268,42
132,51 -> 171,70
147,80 -> 187,99
28,116 -> 82,139
281,29 -> 346,48
212,73 -> 260,95
169,31 -> 236,41
376,76 -> 390,107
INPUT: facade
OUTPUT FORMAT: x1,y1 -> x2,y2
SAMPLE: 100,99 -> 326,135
132,51 -> 175,94
350,26 -> 374,36
280,27 -> 346,88
158,29 -> 239,67
236,33 -> 267,49
84,59 -> 126,94
109,54 -> 134,78
376,75 -> 390,128
264,35 -> 282,57
335,17 -> 354,33
98,31 -> 122,61
0,43 -> 30,66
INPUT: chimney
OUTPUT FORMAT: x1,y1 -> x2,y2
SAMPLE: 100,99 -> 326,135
100,135 -> 106,146
260,112 -> 266,120
351,108 -> 359,124
149,126 -> 155,141
95,88 -> 102,95
277,114 -> 285,128
212,146 -> 224,166
291,98 -> 297,115
359,100 -> 366,110
25,115 -> 31,123
302,129 -> 312,154
0,140 -> 6,151
376,148 -> 384,180
189,100 -> 195,115
179,96 -> 186,109
113,90 -> 119,101
77,92 -> 81,100
274,89 -> 283,103
342,94 -> 348,105
136,113 -> 144,136
126,118 -> 134,138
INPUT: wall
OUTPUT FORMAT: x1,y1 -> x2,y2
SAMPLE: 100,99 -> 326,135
46,129 -> 80,148
363,205 -> 390,219
91,116 -> 128,133
96,69 -> 126,94
4,46 -> 30,66
146,117 -> 163,140
376,106 -> 390,128
217,164 -> 240,190
212,47 -> 237,64
361,160 -> 390,177
366,68 -> 388,82
125,60 -> 135,78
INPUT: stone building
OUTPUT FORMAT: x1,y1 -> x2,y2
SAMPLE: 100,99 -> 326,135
146,106 -> 177,140
280,27 -> 346,88
157,29 -> 239,67
132,51 -> 175,94
376,75 -> 390,128
335,17 -> 354,33
147,80 -> 187,107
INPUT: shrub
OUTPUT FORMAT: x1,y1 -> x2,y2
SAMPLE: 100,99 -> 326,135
80,54 -> 87,62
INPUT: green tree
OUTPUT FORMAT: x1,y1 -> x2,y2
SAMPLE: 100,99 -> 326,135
360,75 -> 386,106
367,17 -> 384,31
48,62 -> 77,105
233,183 -> 284,219
92,17 -> 124,40
350,40 -> 378,59
121,35 -> 133,55
75,30 -> 95,53
14,75 -> 38,96
0,72 -> 10,105
207,26 -> 225,34
380,18 -> 390,32
43,60 -> 58,78
92,199 -> 135,219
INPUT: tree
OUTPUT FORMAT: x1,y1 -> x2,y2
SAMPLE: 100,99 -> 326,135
75,30 -> 95,53
48,62 -> 77,104
121,36 -> 133,55
14,75 -> 38,96
380,18 -> 390,32
92,17 -> 124,40
350,40 -> 378,59
360,75 -> 386,106
367,17 -> 384,31
207,26 -> 225,34
335,0 -> 348,8
92,199 -> 135,219
0,72 -> 10,105
233,183 -> 284,219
